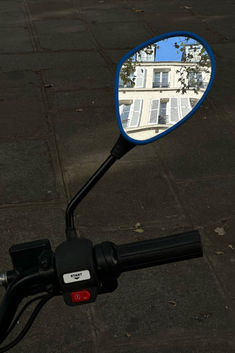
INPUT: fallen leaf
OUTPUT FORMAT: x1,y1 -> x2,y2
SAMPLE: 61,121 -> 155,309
134,228 -> 144,233
214,227 -> 226,236
44,83 -> 54,88
192,312 -> 211,321
215,251 -> 224,255
200,312 -> 211,319
75,108 -> 84,112
135,9 -> 144,13
168,300 -> 176,306
126,332 -> 131,337
133,222 -> 144,233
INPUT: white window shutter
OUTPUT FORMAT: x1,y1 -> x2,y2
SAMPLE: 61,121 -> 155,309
149,99 -> 159,124
129,99 -> 142,127
180,98 -> 191,118
135,67 -> 146,88
120,104 -> 131,128
170,98 -> 179,123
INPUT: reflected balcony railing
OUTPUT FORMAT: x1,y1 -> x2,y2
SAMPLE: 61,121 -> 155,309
188,81 -> 208,89
152,82 -> 170,88
119,82 -> 134,88
158,115 -> 169,124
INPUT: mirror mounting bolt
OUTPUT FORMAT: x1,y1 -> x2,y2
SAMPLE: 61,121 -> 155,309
111,134 -> 135,159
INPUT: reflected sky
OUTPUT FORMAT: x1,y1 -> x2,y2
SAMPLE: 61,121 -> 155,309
155,37 -> 197,61
132,36 -> 199,62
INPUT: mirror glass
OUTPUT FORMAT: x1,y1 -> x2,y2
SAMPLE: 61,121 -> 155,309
117,35 -> 213,143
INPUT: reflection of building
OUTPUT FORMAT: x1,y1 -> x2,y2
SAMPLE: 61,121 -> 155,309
119,61 -> 210,140
182,44 -> 204,62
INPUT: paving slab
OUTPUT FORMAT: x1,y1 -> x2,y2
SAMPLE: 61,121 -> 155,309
199,15 -> 235,42
44,64 -> 113,91
78,6 -> 139,24
53,108 -> 160,166
34,20 -> 97,50
89,22 -> 152,49
154,104 -> 235,181
0,27 -> 33,53
185,0 -> 235,18
105,49 -> 130,65
202,216 -> 235,304
70,0 -> 129,10
53,88 -> 114,111
0,140 -> 59,204
108,334 -> 235,353
0,71 -> 48,139
28,0 -> 76,21
67,158 -> 190,230
174,175 -> 235,226
0,1 -> 26,26
0,51 -> 107,72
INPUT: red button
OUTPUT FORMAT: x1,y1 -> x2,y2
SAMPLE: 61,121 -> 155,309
71,290 -> 91,302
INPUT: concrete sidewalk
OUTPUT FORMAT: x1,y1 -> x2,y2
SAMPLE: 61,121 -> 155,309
0,0 -> 235,352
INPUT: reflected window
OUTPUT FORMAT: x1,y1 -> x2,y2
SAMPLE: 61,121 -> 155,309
188,71 -> 203,88
136,45 -> 155,62
119,73 -> 134,88
119,99 -> 142,128
153,71 -> 169,88
149,99 -> 169,125
149,98 -> 192,125
119,67 -> 146,88
158,102 -> 168,124
190,98 -> 199,108
182,44 -> 203,63
119,104 -> 131,128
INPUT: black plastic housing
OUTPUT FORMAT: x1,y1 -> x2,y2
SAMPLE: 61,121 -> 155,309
9,239 -> 51,273
55,238 -> 99,306
111,134 -> 135,159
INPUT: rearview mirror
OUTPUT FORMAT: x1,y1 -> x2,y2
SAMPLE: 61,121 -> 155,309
115,31 -> 215,144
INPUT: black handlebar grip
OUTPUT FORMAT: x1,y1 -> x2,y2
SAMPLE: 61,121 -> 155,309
116,230 -> 202,272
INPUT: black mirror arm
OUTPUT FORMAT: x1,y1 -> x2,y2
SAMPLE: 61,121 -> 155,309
65,135 -> 136,241
110,134 -> 136,159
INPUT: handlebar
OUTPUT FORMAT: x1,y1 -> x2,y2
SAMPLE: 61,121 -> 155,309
0,230 -> 202,346
116,230 -> 202,271
0,273 -> 39,342
94,230 -> 202,274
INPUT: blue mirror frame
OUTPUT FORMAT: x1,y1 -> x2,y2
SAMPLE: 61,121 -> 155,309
114,31 -> 216,145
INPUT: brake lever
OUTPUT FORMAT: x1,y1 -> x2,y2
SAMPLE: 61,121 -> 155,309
0,239 -> 60,344
0,273 -> 39,342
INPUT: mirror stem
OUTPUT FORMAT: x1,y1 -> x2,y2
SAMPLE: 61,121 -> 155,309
65,135 -> 135,241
